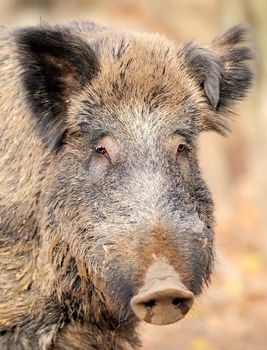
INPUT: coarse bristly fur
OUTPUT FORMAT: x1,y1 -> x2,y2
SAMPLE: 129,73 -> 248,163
0,21 -> 253,349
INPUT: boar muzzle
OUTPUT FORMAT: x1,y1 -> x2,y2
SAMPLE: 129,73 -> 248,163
130,261 -> 194,325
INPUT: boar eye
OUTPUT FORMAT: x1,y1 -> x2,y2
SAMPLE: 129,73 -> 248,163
94,145 -> 111,162
177,143 -> 187,156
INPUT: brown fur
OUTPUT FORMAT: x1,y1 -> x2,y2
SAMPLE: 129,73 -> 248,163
0,22 -> 253,349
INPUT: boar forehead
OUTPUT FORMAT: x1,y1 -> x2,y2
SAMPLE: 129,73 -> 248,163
69,33 -> 204,138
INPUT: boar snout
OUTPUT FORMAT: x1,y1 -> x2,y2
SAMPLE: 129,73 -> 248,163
130,261 -> 194,325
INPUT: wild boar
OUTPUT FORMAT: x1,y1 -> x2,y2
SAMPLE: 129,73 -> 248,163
0,21 -> 253,349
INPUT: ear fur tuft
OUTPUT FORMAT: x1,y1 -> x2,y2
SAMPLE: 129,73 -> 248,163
180,25 -> 254,133
209,25 -> 254,109
15,25 -> 99,149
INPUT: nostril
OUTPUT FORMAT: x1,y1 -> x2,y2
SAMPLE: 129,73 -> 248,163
144,299 -> 156,309
172,297 -> 191,315
172,297 -> 185,306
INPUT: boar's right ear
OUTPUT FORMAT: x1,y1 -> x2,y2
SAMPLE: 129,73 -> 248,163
15,26 -> 99,149
181,25 -> 254,134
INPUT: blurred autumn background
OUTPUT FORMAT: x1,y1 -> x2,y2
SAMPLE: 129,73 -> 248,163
1,1 -> 266,349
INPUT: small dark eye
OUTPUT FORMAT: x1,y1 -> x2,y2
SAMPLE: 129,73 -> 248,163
177,143 -> 187,156
94,145 -> 111,162
95,146 -> 106,154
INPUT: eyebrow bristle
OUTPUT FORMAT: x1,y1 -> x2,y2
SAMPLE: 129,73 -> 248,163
174,129 -> 196,142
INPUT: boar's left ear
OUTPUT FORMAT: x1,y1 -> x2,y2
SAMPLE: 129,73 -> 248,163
15,25 -> 99,149
181,25 -> 254,133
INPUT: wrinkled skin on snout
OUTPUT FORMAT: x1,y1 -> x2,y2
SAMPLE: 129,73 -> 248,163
0,22 -> 253,349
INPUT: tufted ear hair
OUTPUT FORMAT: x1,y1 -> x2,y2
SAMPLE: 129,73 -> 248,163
15,25 -> 99,149
181,43 -> 222,109
180,25 -> 254,133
